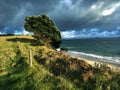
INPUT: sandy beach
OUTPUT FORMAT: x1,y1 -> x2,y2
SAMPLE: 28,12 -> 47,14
65,51 -> 120,72
77,57 -> 120,72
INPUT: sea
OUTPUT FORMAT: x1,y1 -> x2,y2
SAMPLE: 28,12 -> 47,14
61,38 -> 120,66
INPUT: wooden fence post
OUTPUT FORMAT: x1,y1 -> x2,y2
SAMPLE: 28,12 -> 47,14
29,49 -> 32,67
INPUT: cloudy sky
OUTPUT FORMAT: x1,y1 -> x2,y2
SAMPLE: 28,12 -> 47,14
0,0 -> 120,39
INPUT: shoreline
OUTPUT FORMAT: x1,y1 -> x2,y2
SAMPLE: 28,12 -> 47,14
77,57 -> 120,72
65,52 -> 120,72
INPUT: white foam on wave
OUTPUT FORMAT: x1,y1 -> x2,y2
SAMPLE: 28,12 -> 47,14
67,51 -> 120,64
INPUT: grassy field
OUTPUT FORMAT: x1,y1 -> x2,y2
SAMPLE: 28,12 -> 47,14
0,36 -> 120,90
0,36 -> 78,89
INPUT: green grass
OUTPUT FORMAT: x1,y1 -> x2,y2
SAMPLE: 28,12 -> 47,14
0,36 -> 77,90
0,36 -> 120,90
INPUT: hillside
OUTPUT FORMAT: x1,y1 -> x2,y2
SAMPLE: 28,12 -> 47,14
0,36 -> 120,90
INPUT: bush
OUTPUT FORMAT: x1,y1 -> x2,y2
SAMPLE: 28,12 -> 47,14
60,47 -> 68,52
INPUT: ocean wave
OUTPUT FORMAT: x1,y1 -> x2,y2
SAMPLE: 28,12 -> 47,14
67,51 -> 120,65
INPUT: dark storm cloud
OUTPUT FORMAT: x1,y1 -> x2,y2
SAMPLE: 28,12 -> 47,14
48,0 -> 120,31
0,0 -> 120,38
0,0 -> 59,29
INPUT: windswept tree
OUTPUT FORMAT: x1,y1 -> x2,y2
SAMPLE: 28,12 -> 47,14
24,14 -> 61,48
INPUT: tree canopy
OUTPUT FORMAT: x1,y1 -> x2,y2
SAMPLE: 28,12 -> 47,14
24,14 -> 61,48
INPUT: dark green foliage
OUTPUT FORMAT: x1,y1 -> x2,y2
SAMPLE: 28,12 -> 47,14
24,14 -> 61,48
60,47 -> 69,52
50,58 -> 68,76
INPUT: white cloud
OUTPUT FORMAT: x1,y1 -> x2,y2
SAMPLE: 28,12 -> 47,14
102,2 -> 120,16
102,8 -> 115,16
61,29 -> 120,39
23,30 -> 30,35
61,30 -> 76,39
14,31 -> 22,35
91,2 -> 104,10
91,5 -> 97,10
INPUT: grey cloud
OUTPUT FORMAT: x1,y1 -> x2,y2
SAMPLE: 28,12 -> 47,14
0,0 -> 120,38
49,0 -> 120,31
0,0 -> 59,28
